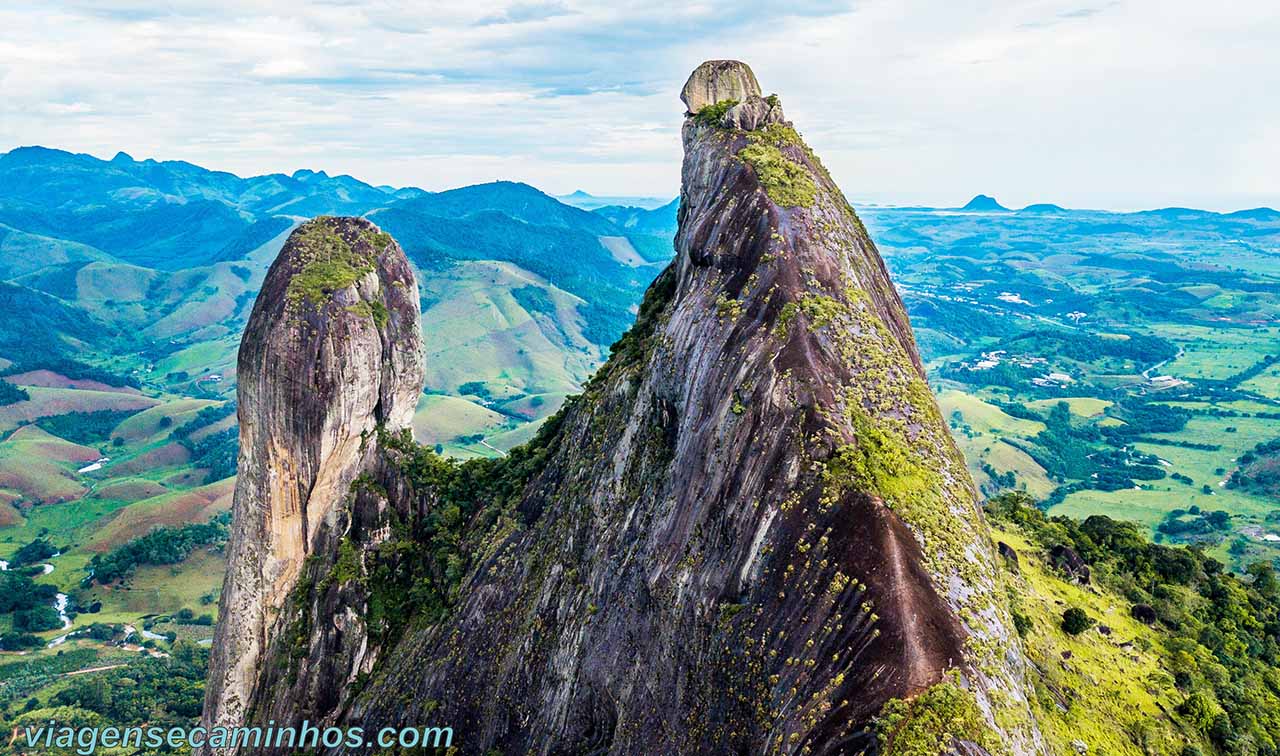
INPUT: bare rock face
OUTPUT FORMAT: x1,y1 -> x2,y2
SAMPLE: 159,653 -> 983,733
1050,544 -> 1090,584
723,93 -> 787,131
200,217 -> 423,742
217,64 -> 1044,755
680,59 -> 762,113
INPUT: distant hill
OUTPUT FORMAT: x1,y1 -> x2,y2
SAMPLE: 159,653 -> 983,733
369,184 -> 665,348
0,147 -> 409,269
0,150 -> 677,358
1020,203 -> 1066,213
592,199 -> 678,236
1133,207 -> 1220,221
960,194 -> 1011,212
557,189 -> 673,211
0,280 -> 110,359
393,181 -> 618,233
0,148 -> 679,445
1224,207 -> 1280,222
590,199 -> 678,261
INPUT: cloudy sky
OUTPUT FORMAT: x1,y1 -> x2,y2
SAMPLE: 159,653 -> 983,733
2,1 -> 1276,210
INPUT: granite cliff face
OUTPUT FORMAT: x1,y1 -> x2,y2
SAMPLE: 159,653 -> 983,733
211,62 -> 1043,754
201,217 -> 423,737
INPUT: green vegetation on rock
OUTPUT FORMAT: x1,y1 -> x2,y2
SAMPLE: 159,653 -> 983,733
369,299 -> 389,328
326,537 -> 363,588
361,410 -> 570,641
693,99 -> 738,126
1060,607 -> 1093,635
824,408 -> 932,508
737,138 -> 816,208
874,677 -> 1002,756
285,219 -> 377,305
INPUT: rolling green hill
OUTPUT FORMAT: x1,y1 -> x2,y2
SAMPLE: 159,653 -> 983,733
0,150 -> 682,664
0,147 -> 404,270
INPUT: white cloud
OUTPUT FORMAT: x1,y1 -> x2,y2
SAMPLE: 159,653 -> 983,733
0,0 -> 1276,209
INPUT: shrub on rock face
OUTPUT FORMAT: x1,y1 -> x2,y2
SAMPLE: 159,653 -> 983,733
1011,610 -> 1033,638
1061,607 -> 1094,636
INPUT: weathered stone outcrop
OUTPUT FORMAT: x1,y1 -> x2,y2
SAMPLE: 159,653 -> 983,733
200,217 -> 423,741
998,541 -> 1021,572
1131,603 -> 1157,625
681,59 -> 762,113
723,94 -> 787,131
215,62 -> 1044,755
1050,544 -> 1091,584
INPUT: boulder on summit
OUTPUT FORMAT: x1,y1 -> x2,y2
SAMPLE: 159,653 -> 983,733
679,59 -> 762,113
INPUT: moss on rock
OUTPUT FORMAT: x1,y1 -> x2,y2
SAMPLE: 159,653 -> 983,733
822,408 -> 933,509
286,218 -> 378,305
738,139 -> 816,208
874,677 -> 1003,756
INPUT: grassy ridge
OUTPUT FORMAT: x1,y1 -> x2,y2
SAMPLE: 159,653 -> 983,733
988,492 -> 1280,755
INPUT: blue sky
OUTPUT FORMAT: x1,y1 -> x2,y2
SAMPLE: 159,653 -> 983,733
2,1 -> 1277,210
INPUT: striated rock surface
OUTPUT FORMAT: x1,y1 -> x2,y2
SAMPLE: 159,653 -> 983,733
201,217 -> 423,740
215,62 -> 1044,755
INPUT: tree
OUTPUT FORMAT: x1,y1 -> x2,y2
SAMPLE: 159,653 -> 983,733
0,632 -> 43,650
1247,562 -> 1279,599
10,538 -> 57,567
1061,607 -> 1094,635
14,606 -> 63,632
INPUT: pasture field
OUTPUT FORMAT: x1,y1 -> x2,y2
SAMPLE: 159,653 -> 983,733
937,390 -> 1055,498
1153,324 -> 1279,381
85,548 -> 224,624
154,339 -> 236,381
1240,363 -> 1280,399
1025,397 -> 1112,418
939,389 -> 1046,437
0,386 -> 159,433
418,260 -> 601,401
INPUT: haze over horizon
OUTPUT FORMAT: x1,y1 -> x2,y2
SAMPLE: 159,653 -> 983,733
3,1 -> 1277,211
8,143 -> 1278,216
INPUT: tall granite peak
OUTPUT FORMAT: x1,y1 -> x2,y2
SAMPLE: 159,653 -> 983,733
210,65 -> 1043,755
201,216 -> 423,740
